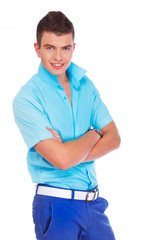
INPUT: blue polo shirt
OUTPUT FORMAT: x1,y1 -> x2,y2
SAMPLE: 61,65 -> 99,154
13,62 -> 112,190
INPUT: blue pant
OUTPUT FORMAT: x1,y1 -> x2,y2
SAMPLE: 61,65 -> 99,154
32,187 -> 116,240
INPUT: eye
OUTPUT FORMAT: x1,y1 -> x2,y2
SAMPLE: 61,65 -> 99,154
47,46 -> 54,50
64,47 -> 70,51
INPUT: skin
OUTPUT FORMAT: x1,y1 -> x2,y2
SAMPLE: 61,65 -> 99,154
34,32 -> 75,84
46,122 -> 120,163
33,31 -> 121,170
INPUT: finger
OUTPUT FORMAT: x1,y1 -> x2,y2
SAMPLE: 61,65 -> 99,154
54,136 -> 62,143
46,127 -> 59,134
51,132 -> 61,140
52,132 -> 60,137
52,134 -> 62,142
46,127 -> 56,132
46,127 -> 62,142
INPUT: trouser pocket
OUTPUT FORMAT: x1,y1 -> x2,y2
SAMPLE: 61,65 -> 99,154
32,195 -> 54,240
43,203 -> 53,238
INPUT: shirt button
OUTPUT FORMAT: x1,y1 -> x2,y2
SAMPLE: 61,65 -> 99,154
58,85 -> 63,90
64,96 -> 67,100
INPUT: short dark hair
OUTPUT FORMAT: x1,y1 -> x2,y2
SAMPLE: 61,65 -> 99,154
36,11 -> 75,47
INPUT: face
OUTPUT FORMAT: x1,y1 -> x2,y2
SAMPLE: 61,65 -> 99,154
34,32 -> 75,81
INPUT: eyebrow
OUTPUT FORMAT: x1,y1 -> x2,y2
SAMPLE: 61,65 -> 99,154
43,44 -> 73,48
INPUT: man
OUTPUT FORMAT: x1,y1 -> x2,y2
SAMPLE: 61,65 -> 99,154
13,11 -> 120,240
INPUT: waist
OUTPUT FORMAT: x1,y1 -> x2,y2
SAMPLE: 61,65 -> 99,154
28,158 -> 98,190
36,184 -> 99,202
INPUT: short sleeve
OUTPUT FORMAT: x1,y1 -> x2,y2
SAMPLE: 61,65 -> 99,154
13,95 -> 54,149
91,83 -> 113,129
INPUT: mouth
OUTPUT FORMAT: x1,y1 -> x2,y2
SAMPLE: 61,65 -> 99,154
51,63 -> 64,69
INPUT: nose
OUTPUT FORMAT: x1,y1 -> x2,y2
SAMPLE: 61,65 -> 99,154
54,49 -> 63,61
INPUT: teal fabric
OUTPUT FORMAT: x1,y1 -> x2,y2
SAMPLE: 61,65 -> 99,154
13,62 -> 112,190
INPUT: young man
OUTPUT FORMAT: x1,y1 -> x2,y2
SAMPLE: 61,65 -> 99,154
13,11 -> 120,240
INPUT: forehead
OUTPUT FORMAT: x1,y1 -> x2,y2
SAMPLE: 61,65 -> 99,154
41,32 -> 74,47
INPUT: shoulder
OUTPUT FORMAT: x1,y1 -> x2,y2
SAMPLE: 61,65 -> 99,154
13,74 -> 41,103
80,75 -> 98,97
12,74 -> 44,114
80,75 -> 95,90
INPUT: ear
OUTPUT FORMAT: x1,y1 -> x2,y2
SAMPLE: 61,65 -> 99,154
73,43 -> 76,51
34,43 -> 41,58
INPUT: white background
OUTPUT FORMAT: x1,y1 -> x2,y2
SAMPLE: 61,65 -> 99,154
0,0 -> 160,239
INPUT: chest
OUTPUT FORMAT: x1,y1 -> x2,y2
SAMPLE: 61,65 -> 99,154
61,82 -> 72,107
39,82 -> 93,140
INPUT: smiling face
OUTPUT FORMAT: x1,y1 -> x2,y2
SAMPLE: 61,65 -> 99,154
34,31 -> 75,82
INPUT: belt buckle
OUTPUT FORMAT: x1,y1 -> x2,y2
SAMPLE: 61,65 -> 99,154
85,189 -> 98,202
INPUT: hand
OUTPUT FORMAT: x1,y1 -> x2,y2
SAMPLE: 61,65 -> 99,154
46,127 -> 63,143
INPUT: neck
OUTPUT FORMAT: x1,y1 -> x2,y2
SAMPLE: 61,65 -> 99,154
58,72 -> 69,85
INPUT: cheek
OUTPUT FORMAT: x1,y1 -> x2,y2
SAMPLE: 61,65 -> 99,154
40,51 -> 52,62
64,52 -> 74,62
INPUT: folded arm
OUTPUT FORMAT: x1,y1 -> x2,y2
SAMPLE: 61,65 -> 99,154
43,121 -> 120,167
34,129 -> 101,170
83,121 -> 121,162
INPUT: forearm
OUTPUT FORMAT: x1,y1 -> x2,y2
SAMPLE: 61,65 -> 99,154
62,130 -> 100,168
34,129 -> 100,170
83,122 -> 121,162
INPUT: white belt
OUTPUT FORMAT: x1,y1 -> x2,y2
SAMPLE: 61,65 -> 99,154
36,185 -> 99,202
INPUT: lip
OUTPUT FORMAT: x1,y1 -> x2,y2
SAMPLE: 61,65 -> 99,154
51,63 -> 64,69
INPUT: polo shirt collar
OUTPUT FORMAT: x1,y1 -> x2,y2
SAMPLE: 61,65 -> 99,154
67,62 -> 87,89
38,62 -> 87,89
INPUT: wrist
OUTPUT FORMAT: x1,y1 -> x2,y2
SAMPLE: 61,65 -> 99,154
94,128 -> 103,138
88,128 -> 103,139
